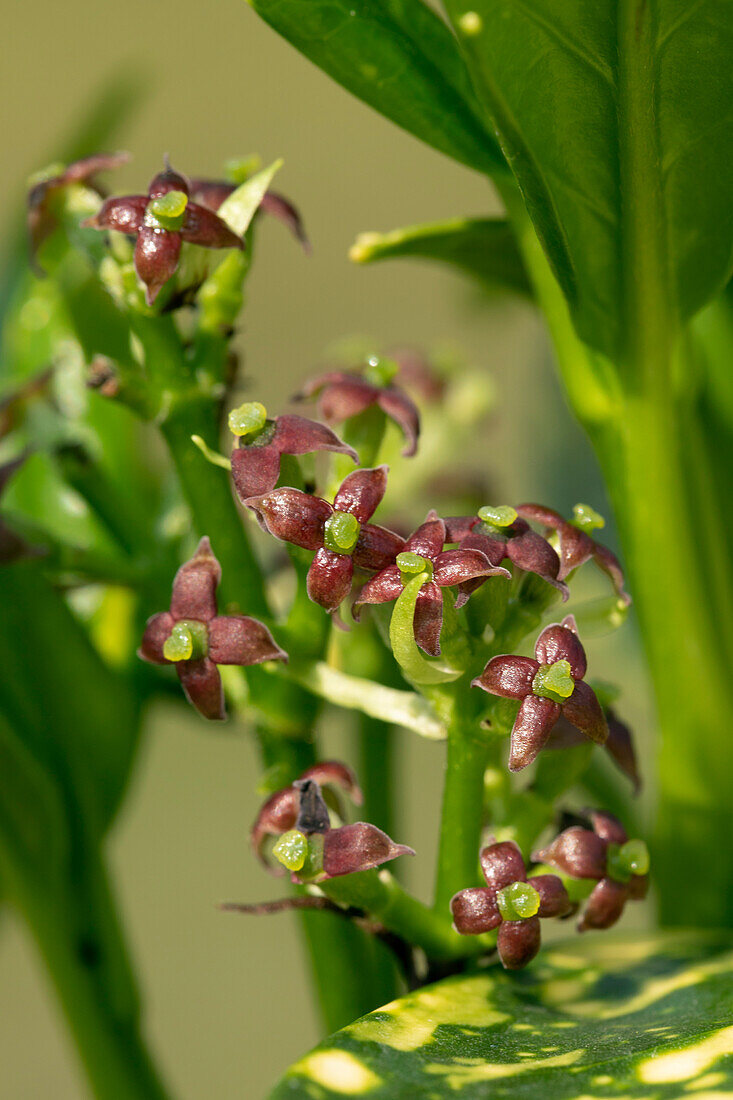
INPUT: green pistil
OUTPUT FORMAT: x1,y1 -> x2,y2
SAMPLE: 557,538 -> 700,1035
228,401 -> 268,439
324,511 -> 360,555
607,839 -> 650,883
397,551 -> 432,584
478,504 -> 517,530
497,880 -> 540,921
147,189 -> 188,230
272,829 -> 308,872
162,619 -> 208,662
571,502 -> 605,533
532,659 -> 575,703
363,354 -> 399,388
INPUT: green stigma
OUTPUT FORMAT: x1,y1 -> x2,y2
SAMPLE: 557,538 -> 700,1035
608,838 -> 650,882
363,354 -> 399,388
147,189 -> 188,229
272,829 -> 309,872
572,502 -> 605,533
163,619 -> 208,662
478,504 -> 518,530
532,659 -> 575,702
228,401 -> 268,438
497,880 -> 540,921
397,551 -> 432,580
324,511 -> 360,555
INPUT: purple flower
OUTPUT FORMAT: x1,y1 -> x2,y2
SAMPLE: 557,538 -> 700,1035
228,401 -> 357,501
296,356 -> 420,457
516,503 -> 630,604
246,466 -> 405,613
534,811 -> 649,931
450,840 -> 571,969
85,162 -> 243,304
139,537 -> 286,719
354,509 -> 509,656
472,615 -> 608,771
189,177 -> 310,251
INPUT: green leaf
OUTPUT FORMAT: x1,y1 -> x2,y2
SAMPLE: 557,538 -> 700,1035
272,932 -> 733,1098
217,159 -> 283,236
442,0 -> 733,359
246,0 -> 505,176
350,217 -> 532,297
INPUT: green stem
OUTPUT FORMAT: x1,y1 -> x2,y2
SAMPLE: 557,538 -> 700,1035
357,717 -> 396,838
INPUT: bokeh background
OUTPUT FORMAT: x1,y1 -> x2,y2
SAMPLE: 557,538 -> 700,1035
1,1 -> 653,1095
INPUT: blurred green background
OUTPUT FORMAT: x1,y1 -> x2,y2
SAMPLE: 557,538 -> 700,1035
0,0 -> 653,1095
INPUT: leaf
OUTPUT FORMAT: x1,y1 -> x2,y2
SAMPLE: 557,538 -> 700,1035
350,217 -> 532,297
246,0 -> 505,176
217,159 -> 283,236
441,0 -> 733,359
271,932 -> 733,1098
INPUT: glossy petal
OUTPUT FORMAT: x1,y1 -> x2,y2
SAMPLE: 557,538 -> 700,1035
593,543 -> 632,605
353,522 -> 405,571
177,657 -> 225,720
272,414 -> 358,462
535,620 -> 587,679
246,489 -> 331,550
170,537 -> 221,621
134,224 -> 182,305
587,810 -> 628,846
579,877 -> 628,931
450,888 -> 502,934
307,547 -> 354,611
413,582 -> 444,656
532,874 -> 572,918
628,873 -> 650,901
319,376 -> 377,422
301,761 -> 363,805
405,511 -> 445,559
473,655 -> 538,699
353,565 -> 403,615
534,827 -> 607,880
189,178 -> 234,210
497,916 -> 541,969
259,190 -> 311,251
251,788 -> 299,864
458,530 -> 507,566
480,840 -> 527,892
148,165 -> 190,198
377,386 -> 420,456
333,466 -> 388,523
444,515 -> 479,543
562,681 -> 608,744
181,202 -> 244,249
322,822 -> 414,878
88,194 -> 147,235
433,548 -> 507,588
231,441 -> 282,501
138,611 -> 175,664
208,615 -> 287,666
605,710 -> 642,791
509,695 -> 562,771
507,529 -> 567,596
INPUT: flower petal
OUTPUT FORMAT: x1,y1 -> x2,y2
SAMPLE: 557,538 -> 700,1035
177,657 -> 225,720
377,386 -> 420,456
307,547 -> 354,611
231,442 -> 282,501
322,822 -> 414,877
473,655 -> 538,699
208,615 -> 287,666
170,537 -> 221,621
459,531 -> 507,566
444,515 -> 479,543
593,543 -> 632,605
534,827 -> 607,879
586,810 -> 628,845
413,582 -> 444,656
353,565 -> 403,616
509,695 -> 562,771
532,874 -> 572,918
181,202 -> 244,250
480,840 -> 527,891
507,529 -> 566,592
245,488 -> 331,550
605,710 -> 642,791
139,611 -> 175,664
534,621 -> 587,679
272,415 -> 358,463
259,191 -> 311,251
251,788 -> 299,865
301,761 -> 363,805
333,466 -> 388,523
562,681 -> 608,744
87,194 -> 147,235
579,877 -> 628,931
497,915 -> 541,969
353,522 -> 405,570
318,376 -> 377,422
628,873 -> 649,900
134,224 -> 182,305
450,888 -> 501,934
433,548 -> 508,588
405,511 -> 445,559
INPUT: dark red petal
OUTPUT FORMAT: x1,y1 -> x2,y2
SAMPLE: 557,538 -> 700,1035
605,710 -> 642,791
516,504 -> 593,579
333,465 -> 388,523
405,510 -> 445,559
320,377 -> 377,422
509,695 -> 562,771
579,877 -> 628,931
562,681 -> 608,744
434,548 -> 508,588
353,523 -> 405,571
450,888 -> 502,934
88,194 -> 147,235
134,225 -> 182,305
473,655 -> 538,699
353,565 -> 403,615
377,386 -> 420,457
259,190 -> 310,251
272,415 -> 358,463
413,582 -> 444,656
63,151 -> 130,184
628,873 -> 649,900
535,622 -> 587,679
208,615 -> 287,666
480,840 -> 527,891
138,611 -> 175,664
245,489 -> 331,550
295,370 -> 353,401
301,761 -> 362,804
586,810 -> 628,845
459,531 -> 507,567
181,202 -> 244,250
188,179 -> 234,210
532,874 -> 572,918
307,548 -> 354,612
593,543 -> 632,605
497,916 -> 541,969
170,537 -> 221,621
231,442 -> 282,502
322,822 -> 414,877
177,657 -> 225,720
515,503 -> 565,528
148,164 -> 190,198
544,716 -> 586,750
444,515 -> 480,543
507,529 -> 563,584
251,788 -> 299,864
534,827 -> 607,879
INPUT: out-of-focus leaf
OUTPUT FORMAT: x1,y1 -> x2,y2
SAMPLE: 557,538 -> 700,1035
441,0 -> 733,359
272,932 -> 733,1098
246,0 -> 505,176
350,217 -> 532,297
217,159 -> 283,236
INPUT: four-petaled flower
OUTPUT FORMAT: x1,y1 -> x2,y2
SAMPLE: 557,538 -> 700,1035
295,355 -> 421,457
534,810 -> 649,931
253,773 -> 414,883
139,537 -> 286,719
228,400 -> 358,501
354,510 -> 509,656
516,503 -> 631,605
450,840 -> 571,969
85,162 -> 243,305
444,505 -> 568,602
245,466 -> 405,613
472,615 -> 608,771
